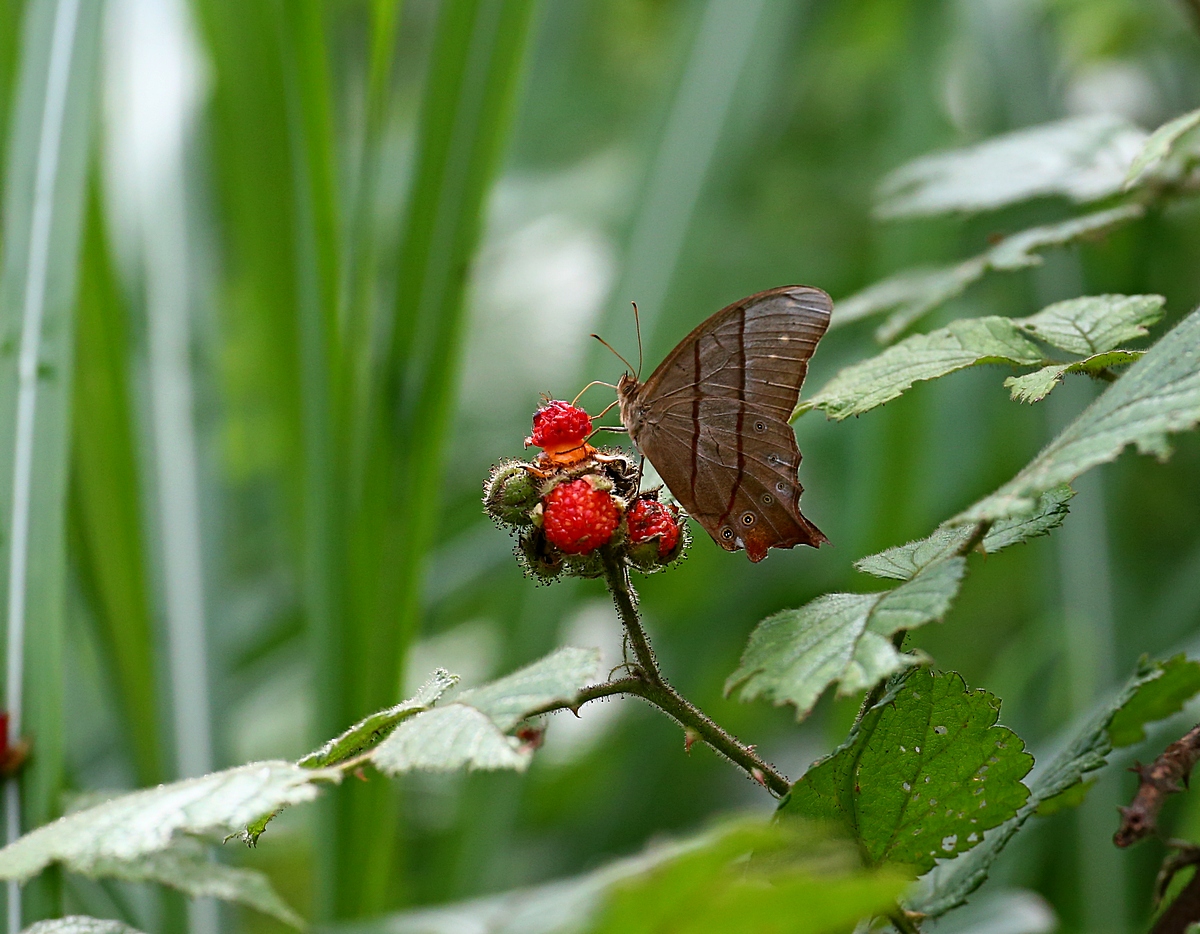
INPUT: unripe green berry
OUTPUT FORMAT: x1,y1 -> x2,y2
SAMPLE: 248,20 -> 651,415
484,460 -> 540,526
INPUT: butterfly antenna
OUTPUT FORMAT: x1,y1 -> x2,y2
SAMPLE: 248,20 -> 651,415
591,333 -> 637,375
594,398 -> 620,419
571,380 -> 617,407
631,302 -> 643,379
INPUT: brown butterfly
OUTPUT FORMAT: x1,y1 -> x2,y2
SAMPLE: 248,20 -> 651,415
615,286 -> 831,562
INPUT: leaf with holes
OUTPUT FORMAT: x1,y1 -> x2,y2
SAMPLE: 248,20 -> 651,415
875,114 -> 1145,218
855,488 -> 1073,582
727,559 -> 964,721
1015,294 -> 1164,356
956,305 -> 1200,524
370,646 -> 600,774
911,655 -> 1200,917
797,317 -> 1044,420
785,668 -> 1032,875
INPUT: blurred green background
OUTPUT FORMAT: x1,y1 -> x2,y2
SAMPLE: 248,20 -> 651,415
3,0 -> 1200,931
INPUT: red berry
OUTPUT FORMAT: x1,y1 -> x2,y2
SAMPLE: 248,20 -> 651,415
627,498 -> 680,556
542,478 -> 619,554
527,401 -> 593,452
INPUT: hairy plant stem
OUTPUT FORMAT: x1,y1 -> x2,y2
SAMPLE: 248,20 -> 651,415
595,552 -> 792,797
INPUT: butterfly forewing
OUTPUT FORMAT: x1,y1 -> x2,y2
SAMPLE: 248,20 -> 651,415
625,286 -> 831,562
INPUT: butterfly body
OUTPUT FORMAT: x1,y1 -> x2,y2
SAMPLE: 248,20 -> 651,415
617,286 -> 831,562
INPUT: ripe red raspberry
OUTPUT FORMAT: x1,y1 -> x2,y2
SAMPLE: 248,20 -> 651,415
627,498 -> 680,556
527,401 -> 592,453
542,478 -> 619,554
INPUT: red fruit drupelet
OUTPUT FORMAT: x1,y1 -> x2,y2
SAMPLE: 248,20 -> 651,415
527,400 -> 592,452
627,498 -> 680,556
542,479 -> 620,554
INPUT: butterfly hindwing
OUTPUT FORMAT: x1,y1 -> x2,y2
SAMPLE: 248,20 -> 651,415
627,286 -> 831,562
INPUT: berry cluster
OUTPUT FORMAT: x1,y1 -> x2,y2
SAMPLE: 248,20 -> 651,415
485,400 -> 686,581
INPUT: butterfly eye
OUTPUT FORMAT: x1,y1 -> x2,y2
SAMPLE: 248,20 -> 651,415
721,527 -> 734,540
767,454 -> 782,466
775,480 -> 788,494
754,420 -> 767,433
741,512 -> 756,527
762,493 -> 774,505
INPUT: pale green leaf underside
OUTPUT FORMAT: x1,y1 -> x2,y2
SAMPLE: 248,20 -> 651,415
1006,351 -> 1143,404
726,559 -> 964,719
89,843 -> 304,928
832,205 -> 1142,339
855,488 -> 1073,582
1125,106 -> 1200,190
875,114 -> 1146,219
797,317 -> 1044,420
0,761 -> 339,882
912,655 -> 1200,917
20,919 -> 144,934
371,705 -> 530,772
787,669 -> 1032,874
1017,294 -> 1164,355
802,294 -> 1162,421
955,304 -> 1200,524
454,645 -> 600,731
370,646 -> 600,774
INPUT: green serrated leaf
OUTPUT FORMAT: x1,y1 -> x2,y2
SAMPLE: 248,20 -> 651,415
911,655 -> 1200,918
854,488 -> 1073,582
1016,294 -> 1164,355
831,206 -> 1143,340
875,114 -> 1146,218
370,705 -> 531,773
1109,654 -> 1200,748
1125,107 -> 1200,189
0,761 -> 340,883
1005,351 -> 1144,404
89,842 -> 304,929
727,559 -> 963,720
786,669 -> 1032,874
370,647 -> 600,774
956,305 -> 1200,524
20,919 -> 145,934
798,318 -> 1044,420
299,668 -> 458,768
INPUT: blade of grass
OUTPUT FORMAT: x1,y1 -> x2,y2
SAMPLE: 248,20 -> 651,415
272,0 -> 345,922
334,0 -> 539,917
594,0 -> 768,363
69,177 -> 163,790
0,0 -> 29,214
0,0 -> 103,924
